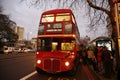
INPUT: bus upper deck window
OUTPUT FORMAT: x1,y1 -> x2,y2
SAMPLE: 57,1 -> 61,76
42,14 -> 54,22
64,22 -> 72,34
72,16 -> 75,24
56,13 -> 70,21
38,24 -> 44,34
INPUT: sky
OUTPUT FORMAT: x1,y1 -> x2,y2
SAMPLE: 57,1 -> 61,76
1,0 -> 108,41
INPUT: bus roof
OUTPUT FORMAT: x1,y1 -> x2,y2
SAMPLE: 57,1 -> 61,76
42,9 -> 73,15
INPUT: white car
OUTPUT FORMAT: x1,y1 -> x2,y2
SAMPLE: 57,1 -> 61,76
14,48 -> 23,53
24,48 -> 35,53
4,47 -> 14,54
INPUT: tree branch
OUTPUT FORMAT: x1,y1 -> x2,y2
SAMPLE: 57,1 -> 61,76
86,0 -> 110,16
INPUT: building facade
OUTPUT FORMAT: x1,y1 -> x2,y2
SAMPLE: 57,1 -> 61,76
14,26 -> 24,41
31,38 -> 37,50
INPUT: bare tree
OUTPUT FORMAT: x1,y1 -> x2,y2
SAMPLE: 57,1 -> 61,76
86,0 -> 116,38
21,0 -> 117,44
20,0 -> 113,37
20,0 -> 118,45
0,4 -> 18,49
21,0 -> 119,63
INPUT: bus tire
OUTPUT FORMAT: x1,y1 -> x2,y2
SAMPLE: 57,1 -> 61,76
67,65 -> 76,76
36,67 -> 45,74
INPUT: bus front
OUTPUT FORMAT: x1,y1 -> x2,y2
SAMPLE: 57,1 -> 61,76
36,9 -> 80,74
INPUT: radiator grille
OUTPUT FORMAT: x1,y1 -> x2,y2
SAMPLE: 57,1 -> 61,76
44,58 -> 60,73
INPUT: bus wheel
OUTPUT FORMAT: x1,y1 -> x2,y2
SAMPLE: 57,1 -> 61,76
36,67 -> 45,74
68,65 -> 76,76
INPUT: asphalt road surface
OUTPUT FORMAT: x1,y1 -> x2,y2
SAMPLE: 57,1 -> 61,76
0,53 -> 97,80
0,53 -> 35,80
24,64 -> 92,80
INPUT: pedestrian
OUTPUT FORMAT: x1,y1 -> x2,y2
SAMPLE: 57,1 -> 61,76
116,59 -> 120,80
102,46 -> 113,78
87,47 -> 97,71
81,49 -> 87,65
91,54 -> 98,72
87,47 -> 94,65
96,46 -> 104,73
110,50 -> 115,74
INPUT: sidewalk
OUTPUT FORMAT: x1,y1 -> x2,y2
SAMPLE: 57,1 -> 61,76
88,65 -> 117,80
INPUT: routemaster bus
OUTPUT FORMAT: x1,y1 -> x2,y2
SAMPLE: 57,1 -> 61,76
36,9 -> 80,75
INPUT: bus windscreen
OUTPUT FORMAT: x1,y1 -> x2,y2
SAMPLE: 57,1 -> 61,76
37,37 -> 75,52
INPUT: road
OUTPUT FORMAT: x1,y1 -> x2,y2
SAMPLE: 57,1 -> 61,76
24,64 -> 94,80
0,53 -> 98,80
0,53 -> 35,80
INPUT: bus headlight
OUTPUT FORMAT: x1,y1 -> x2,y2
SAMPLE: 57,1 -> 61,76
37,60 -> 41,64
36,52 -> 39,54
65,61 -> 70,67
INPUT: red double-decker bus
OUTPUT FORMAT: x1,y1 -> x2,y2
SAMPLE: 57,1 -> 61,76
36,9 -> 80,75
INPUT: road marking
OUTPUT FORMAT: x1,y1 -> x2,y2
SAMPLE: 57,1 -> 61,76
19,71 -> 37,80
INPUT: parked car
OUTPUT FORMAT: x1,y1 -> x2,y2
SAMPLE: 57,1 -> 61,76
14,48 -> 23,53
23,48 -> 35,53
4,47 -> 14,54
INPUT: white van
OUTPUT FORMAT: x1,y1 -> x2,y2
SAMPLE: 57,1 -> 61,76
4,47 -> 14,54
